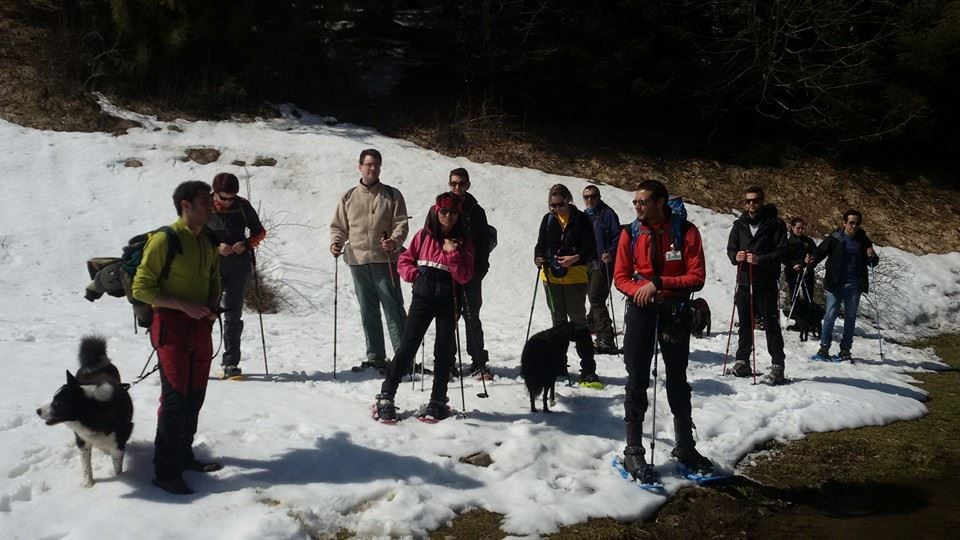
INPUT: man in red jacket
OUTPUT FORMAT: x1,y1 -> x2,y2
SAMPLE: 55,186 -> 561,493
613,179 -> 713,482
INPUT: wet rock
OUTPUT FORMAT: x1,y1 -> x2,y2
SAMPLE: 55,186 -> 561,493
123,159 -> 143,168
184,147 -> 221,165
232,160 -> 246,166
252,156 -> 277,167
459,451 -> 492,467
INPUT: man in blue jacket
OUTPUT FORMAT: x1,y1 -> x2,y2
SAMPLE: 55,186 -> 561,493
582,185 -> 621,355
808,209 -> 880,361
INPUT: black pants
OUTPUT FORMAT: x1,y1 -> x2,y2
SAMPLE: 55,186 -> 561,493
220,254 -> 252,367
381,292 -> 456,403
586,261 -> 616,343
735,282 -> 785,365
457,277 -> 487,364
622,301 -> 692,424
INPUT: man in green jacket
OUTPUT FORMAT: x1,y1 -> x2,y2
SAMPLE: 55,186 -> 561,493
133,180 -> 222,494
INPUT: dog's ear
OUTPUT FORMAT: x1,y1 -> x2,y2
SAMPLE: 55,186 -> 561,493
66,370 -> 77,386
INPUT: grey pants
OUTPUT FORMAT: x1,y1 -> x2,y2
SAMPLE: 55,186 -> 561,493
543,280 -> 596,374
586,261 -> 616,343
350,263 -> 406,362
220,254 -> 252,367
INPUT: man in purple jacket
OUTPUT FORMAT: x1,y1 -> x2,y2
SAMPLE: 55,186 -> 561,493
582,185 -> 621,355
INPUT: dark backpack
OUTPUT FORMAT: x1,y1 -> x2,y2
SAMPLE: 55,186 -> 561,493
628,195 -> 688,253
487,224 -> 498,252
85,227 -> 182,329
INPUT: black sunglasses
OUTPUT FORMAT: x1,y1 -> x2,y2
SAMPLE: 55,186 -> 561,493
549,202 -> 567,209
439,208 -> 460,216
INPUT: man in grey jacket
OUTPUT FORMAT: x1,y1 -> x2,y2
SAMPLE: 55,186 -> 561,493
330,149 -> 408,371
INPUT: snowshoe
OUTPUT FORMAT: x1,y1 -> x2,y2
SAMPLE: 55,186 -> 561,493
759,365 -> 786,386
577,372 -> 604,390
676,463 -> 731,485
219,366 -> 244,380
417,400 -> 452,423
468,363 -> 494,381
352,359 -> 388,374
611,456 -> 664,490
371,394 -> 399,424
594,339 -> 620,355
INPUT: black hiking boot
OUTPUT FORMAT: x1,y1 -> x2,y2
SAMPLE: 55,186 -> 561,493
760,365 -> 786,386
221,365 -> 242,379
594,338 -> 619,355
815,345 -> 831,358
185,458 -> 224,473
418,399 -> 451,422
729,360 -> 751,377
623,421 -> 653,482
372,394 -> 398,423
673,417 -> 714,475
839,349 -> 853,362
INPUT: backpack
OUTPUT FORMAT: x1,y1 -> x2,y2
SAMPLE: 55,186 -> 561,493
84,227 -> 182,330
487,224 -> 498,252
628,195 -> 689,254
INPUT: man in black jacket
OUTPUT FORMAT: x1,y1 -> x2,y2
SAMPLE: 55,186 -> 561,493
726,186 -> 787,385
808,209 -> 879,361
448,168 -> 493,377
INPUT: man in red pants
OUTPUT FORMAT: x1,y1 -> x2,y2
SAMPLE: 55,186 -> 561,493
133,180 -> 222,494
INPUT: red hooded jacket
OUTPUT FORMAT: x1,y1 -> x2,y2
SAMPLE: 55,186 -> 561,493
613,218 -> 706,299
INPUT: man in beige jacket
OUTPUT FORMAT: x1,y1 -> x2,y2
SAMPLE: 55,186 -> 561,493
331,149 -> 409,371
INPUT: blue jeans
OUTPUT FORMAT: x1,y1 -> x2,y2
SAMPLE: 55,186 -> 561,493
820,285 -> 861,352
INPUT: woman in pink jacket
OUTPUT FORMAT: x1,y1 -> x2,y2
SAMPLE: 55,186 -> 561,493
373,193 -> 475,423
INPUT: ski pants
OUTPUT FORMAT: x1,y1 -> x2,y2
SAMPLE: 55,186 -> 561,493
586,261 -> 616,343
350,262 -> 406,362
543,281 -> 596,375
456,277 -> 488,365
219,254 -> 251,367
735,282 -> 785,366
151,309 -> 214,480
381,292 -> 456,403
622,300 -> 692,425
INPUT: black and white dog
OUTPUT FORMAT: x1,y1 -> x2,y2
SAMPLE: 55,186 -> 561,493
521,322 -> 589,412
36,336 -> 134,488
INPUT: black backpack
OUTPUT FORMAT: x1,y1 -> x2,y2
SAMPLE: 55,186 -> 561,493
85,227 -> 182,329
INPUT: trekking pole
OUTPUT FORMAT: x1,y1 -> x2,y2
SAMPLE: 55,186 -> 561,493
721,262 -> 743,375
333,254 -> 339,380
462,289 -> 489,398
869,262 -> 885,362
250,250 -> 269,375
452,283 -> 467,416
420,341 -> 426,392
748,263 -> 757,384
604,261 -> 621,356
382,232 -> 397,288
525,266 -> 541,342
786,270 -> 805,320
646,308 -> 661,480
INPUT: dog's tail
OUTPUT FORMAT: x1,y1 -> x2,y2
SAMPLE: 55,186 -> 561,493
79,335 -> 110,369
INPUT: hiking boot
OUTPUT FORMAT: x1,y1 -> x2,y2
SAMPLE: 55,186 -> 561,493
623,445 -> 648,479
372,394 -> 398,423
672,445 -> 714,476
839,349 -> 853,362
754,317 -> 765,331
594,339 -> 619,355
152,476 -> 194,495
816,345 -> 831,358
578,372 -> 602,386
760,365 -> 786,386
730,360 -> 751,377
419,399 -> 451,421
469,362 -> 493,379
221,365 -> 242,379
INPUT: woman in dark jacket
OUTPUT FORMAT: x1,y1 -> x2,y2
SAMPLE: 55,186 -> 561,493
373,193 -> 475,423
784,217 -> 817,309
533,184 -> 600,387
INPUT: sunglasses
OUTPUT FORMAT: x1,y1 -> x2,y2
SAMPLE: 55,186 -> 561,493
449,181 -> 468,187
549,202 -> 567,209
439,208 -> 460,216
846,220 -> 861,226
632,198 -> 652,207
744,197 -> 762,205
217,192 -> 238,202
582,193 -> 598,200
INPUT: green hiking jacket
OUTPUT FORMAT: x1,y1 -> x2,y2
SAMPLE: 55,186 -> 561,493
132,218 -> 220,306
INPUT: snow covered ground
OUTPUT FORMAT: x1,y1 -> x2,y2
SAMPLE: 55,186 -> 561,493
1,103 -> 959,538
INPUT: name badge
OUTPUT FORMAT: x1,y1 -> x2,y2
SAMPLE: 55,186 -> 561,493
666,250 -> 682,261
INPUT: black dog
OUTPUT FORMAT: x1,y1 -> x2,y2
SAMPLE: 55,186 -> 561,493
689,298 -> 711,338
36,336 -> 134,487
791,302 -> 825,342
521,322 -> 590,412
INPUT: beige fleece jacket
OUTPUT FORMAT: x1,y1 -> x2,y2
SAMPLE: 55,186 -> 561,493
330,180 -> 409,265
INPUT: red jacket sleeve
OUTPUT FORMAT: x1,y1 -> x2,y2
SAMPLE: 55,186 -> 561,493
614,228 -> 640,298
445,239 -> 475,285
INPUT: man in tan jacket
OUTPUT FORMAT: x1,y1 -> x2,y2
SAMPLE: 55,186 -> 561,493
330,149 -> 409,371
